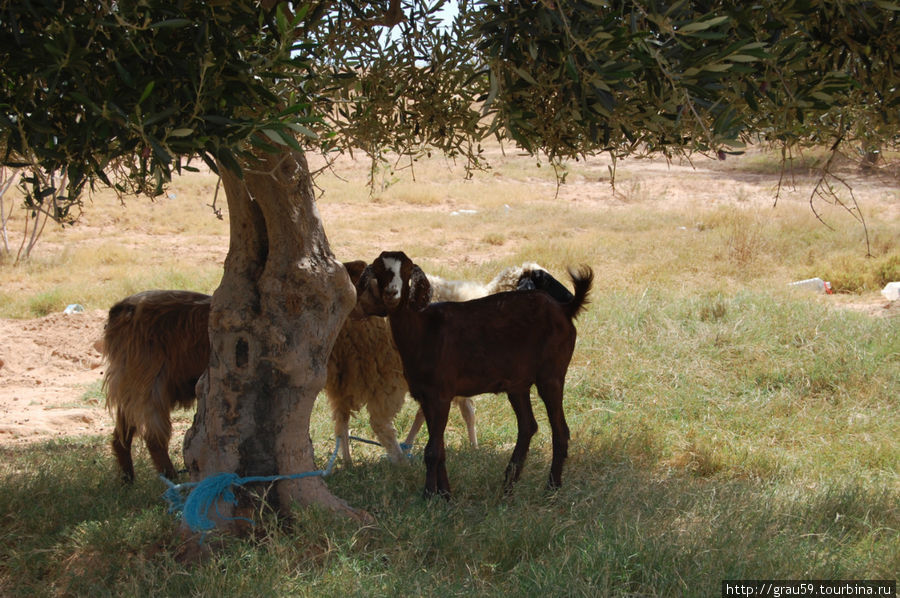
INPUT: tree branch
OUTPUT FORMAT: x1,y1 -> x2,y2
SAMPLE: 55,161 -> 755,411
262,0 -> 403,28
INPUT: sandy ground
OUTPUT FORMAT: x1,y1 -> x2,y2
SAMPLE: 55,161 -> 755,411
0,310 -> 110,444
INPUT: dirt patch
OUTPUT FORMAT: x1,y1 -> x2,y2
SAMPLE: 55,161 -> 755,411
0,310 -> 110,443
831,294 -> 900,318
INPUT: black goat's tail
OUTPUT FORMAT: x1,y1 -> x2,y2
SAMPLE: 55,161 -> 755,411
564,265 -> 594,320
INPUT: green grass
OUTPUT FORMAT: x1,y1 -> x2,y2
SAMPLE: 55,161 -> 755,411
0,146 -> 898,595
1,291 -> 897,596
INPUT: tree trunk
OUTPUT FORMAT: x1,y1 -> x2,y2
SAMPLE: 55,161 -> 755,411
181,149 -> 360,537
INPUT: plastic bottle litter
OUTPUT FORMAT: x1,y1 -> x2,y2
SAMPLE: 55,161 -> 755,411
881,282 -> 900,301
63,303 -> 85,314
788,277 -> 833,294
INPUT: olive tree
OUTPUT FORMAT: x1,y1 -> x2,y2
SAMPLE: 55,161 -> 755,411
1,0 -> 896,537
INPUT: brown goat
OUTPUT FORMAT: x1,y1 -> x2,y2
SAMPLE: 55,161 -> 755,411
102,290 -> 211,482
101,267 -> 429,480
354,251 -> 593,498
329,261 -> 566,463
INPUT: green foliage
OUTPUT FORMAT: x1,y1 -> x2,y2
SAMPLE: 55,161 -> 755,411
0,0 -> 320,219
315,1 -> 489,168
2,1 -> 898,222
476,0 -> 900,161
0,0 -> 493,221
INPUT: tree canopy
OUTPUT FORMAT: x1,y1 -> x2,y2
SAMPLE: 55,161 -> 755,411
479,1 -> 899,160
1,1 -> 897,223
2,0 -> 897,536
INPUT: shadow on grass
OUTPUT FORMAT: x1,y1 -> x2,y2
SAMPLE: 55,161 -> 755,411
1,434 -> 896,597
0,438 -> 176,593
328,435 -> 898,589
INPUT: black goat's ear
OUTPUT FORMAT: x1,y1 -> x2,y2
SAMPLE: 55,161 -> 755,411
354,265 -> 373,296
408,265 -> 432,310
517,275 -> 537,291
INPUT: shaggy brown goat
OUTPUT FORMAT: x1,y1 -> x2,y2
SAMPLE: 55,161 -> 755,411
100,265 -> 450,479
102,290 -> 211,482
100,263 -> 467,479
354,251 -> 593,498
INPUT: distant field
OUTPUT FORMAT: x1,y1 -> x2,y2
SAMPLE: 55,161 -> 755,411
1,144 -> 898,316
0,145 -> 897,596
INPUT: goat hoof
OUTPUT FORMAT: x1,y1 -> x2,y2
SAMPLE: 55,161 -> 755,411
422,487 -> 451,501
503,463 -> 523,488
501,480 -> 517,497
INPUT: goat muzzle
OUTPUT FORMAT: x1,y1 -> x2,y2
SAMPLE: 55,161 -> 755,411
383,291 -> 401,310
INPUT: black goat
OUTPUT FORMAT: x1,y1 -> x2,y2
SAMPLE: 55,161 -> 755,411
516,267 -> 576,302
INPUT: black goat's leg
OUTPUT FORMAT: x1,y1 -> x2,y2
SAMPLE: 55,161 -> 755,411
537,379 -> 570,490
420,397 -> 452,499
504,389 -> 538,492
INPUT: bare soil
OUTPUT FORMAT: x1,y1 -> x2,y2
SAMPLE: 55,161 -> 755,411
0,310 -> 108,443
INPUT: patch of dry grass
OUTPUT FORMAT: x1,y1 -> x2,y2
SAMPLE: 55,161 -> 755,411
4,143 -> 897,314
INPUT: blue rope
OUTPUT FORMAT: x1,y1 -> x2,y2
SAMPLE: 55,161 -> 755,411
161,437 -> 342,534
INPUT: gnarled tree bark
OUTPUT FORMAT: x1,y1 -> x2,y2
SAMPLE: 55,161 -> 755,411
182,148 -> 360,536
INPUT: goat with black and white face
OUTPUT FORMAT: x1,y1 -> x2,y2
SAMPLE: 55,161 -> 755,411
354,250 -> 593,499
